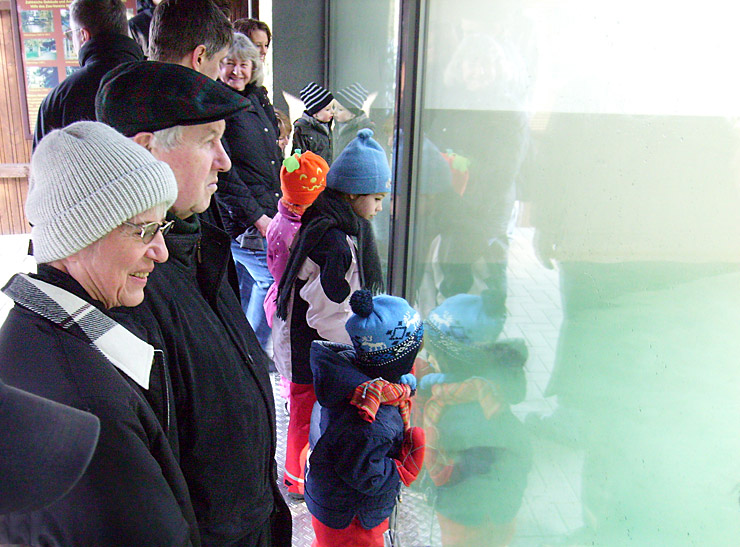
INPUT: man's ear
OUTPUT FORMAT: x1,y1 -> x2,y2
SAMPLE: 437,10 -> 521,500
79,27 -> 91,45
188,45 -> 209,72
131,132 -> 155,151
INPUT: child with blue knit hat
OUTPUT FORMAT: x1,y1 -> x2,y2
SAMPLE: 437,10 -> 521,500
418,290 -> 532,547
274,128 -> 392,497
305,289 -> 426,547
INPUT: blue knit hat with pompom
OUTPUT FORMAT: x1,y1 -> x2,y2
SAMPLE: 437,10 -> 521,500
426,290 -> 506,362
345,289 -> 424,379
326,128 -> 391,195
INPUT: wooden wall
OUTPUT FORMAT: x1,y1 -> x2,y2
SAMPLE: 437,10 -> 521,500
0,2 -> 31,235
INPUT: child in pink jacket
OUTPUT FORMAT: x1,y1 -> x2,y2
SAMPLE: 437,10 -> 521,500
264,150 -> 328,327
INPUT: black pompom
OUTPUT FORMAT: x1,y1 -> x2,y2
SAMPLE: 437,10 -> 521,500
350,289 -> 374,317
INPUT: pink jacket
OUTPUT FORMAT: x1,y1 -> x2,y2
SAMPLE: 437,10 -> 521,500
264,201 -> 302,327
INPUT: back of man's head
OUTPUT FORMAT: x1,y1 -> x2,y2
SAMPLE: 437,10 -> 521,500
149,0 -> 232,63
69,0 -> 128,37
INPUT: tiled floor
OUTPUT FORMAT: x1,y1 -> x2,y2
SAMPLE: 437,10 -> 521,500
0,228 -> 583,546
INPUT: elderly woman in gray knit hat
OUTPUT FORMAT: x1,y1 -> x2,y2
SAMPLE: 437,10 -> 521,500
0,121 -> 202,546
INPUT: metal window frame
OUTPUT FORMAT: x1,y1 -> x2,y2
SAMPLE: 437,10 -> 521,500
387,0 -> 426,298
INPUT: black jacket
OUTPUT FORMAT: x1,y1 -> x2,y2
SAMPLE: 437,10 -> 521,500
0,266 -> 198,547
112,216 -> 291,547
33,33 -> 144,148
216,83 -> 282,240
128,8 -> 153,56
292,112 -> 333,165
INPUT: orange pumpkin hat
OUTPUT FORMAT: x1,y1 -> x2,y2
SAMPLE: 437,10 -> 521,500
280,150 -> 328,206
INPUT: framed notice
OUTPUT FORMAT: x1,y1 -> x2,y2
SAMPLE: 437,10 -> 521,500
10,0 -> 136,139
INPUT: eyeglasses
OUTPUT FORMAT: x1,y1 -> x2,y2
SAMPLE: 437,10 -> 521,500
122,220 -> 175,244
63,27 -> 80,39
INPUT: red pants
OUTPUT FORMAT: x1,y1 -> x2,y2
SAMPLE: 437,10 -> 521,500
436,513 -> 516,547
312,516 -> 388,547
284,381 -> 317,494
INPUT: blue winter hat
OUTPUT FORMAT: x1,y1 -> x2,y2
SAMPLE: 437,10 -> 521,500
346,290 -> 423,378
426,291 -> 506,363
326,128 -> 391,195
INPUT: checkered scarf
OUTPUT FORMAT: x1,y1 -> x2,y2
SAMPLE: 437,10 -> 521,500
3,273 -> 154,389
350,378 -> 413,431
422,378 -> 502,485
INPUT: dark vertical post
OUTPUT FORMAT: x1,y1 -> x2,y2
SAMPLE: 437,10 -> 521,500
388,0 -> 426,297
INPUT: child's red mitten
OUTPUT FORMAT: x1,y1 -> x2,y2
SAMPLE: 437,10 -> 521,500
394,426 -> 426,486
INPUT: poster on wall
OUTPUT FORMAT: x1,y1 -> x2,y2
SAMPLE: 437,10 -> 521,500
11,0 -> 136,133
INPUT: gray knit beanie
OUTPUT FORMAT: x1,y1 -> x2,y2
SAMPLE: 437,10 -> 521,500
26,121 -> 178,263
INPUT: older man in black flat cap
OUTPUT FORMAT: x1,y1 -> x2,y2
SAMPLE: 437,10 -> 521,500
96,61 -> 291,547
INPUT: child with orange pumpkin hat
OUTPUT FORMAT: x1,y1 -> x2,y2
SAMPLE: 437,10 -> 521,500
264,149 -> 328,329
264,150 -> 328,479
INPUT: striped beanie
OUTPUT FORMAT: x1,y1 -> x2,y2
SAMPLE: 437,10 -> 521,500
335,83 -> 369,114
26,121 -> 178,263
300,82 -> 334,116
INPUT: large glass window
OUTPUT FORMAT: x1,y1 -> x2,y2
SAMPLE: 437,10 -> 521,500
328,0 -> 401,276
329,1 -> 740,544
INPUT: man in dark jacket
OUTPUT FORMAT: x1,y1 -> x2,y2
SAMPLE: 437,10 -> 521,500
96,61 -> 291,547
33,0 -> 143,148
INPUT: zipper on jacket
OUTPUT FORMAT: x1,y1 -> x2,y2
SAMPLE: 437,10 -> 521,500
154,349 -> 170,431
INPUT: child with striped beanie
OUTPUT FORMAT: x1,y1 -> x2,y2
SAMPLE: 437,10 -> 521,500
292,81 -> 334,164
332,82 -> 375,161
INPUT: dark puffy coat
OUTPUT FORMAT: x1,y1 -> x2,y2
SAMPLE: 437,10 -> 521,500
216,83 -> 282,240
0,265 -> 198,547
305,341 -> 403,530
33,33 -> 144,147
112,216 -> 291,547
292,112 -> 333,165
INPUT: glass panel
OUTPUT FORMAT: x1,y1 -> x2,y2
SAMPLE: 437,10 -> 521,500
407,1 -> 740,545
328,0 -> 400,277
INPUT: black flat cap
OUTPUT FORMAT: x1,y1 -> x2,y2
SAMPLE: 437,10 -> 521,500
95,61 -> 248,137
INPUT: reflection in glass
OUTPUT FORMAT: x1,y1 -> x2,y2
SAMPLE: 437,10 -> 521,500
408,0 -> 740,545
327,0 -> 740,544
329,0 -> 400,278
